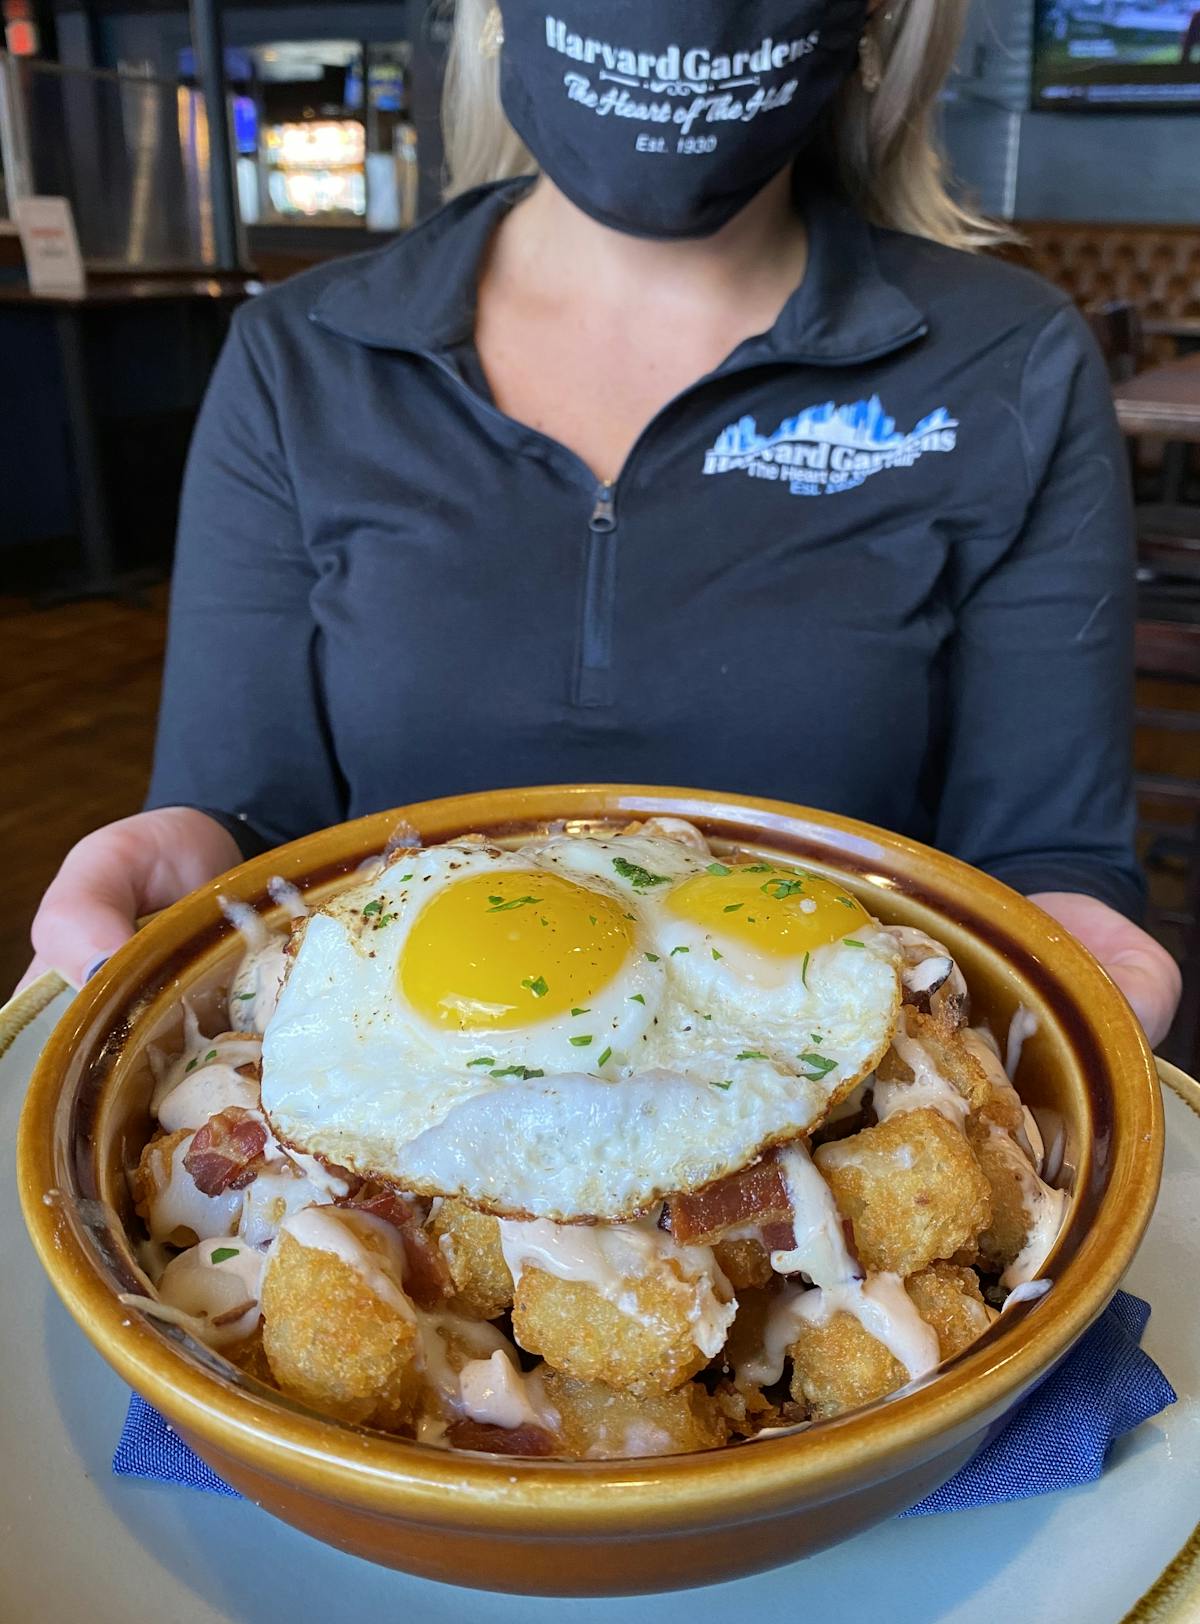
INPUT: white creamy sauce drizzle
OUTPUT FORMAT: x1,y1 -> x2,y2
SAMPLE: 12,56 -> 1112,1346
769,1143 -> 860,1286
903,955 -> 954,996
228,939 -> 290,1035
497,1215 -> 734,1359
266,875 -> 309,918
120,1237 -> 266,1349
741,1273 -> 940,1389
795,1274 -> 941,1379
887,926 -> 968,1008
238,1166 -> 336,1248
156,1238 -> 265,1347
875,1013 -> 970,1127
1002,1278 -> 1053,1312
1005,1006 -> 1040,1080
152,1032 -> 262,1114
219,895 -> 269,951
146,1133 -> 243,1244
157,1064 -> 260,1133
1020,1105 -> 1046,1174
983,1125 -> 1070,1289
456,1350 -> 559,1432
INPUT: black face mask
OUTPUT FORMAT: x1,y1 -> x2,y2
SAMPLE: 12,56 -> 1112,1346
498,0 -> 870,240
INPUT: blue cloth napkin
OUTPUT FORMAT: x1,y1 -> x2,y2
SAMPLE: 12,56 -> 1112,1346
114,1290 -> 1174,1517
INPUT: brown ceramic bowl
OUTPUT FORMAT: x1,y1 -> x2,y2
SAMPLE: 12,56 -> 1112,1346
18,785 -> 1163,1597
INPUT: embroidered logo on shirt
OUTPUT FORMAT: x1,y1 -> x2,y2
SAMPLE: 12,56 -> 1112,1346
702,396 -> 959,497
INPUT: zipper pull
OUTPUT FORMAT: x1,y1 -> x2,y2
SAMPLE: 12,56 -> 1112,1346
589,483 -> 617,533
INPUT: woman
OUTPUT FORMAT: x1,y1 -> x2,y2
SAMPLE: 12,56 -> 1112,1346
24,0 -> 1180,1042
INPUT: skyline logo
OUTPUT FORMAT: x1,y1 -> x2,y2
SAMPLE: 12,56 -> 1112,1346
702,395 -> 960,497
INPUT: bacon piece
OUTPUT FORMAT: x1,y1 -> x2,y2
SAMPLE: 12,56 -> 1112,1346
445,1420 -> 558,1457
349,1181 -> 421,1229
665,1157 -> 793,1247
761,1220 -> 797,1253
338,1181 -> 452,1308
183,1108 -> 268,1195
235,1060 -> 262,1084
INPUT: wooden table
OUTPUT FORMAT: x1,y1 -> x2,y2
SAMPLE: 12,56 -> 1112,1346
0,276 -> 259,599
1114,352 -> 1200,443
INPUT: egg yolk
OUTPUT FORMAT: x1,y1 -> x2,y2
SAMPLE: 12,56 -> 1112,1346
400,871 -> 635,1030
665,864 -> 870,958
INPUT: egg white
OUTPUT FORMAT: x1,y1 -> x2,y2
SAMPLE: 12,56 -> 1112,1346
260,834 -> 901,1220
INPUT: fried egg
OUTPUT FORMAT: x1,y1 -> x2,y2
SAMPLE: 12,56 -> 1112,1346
260,833 -> 900,1220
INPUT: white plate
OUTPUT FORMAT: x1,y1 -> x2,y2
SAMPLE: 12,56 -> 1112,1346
5,980 -> 1199,1624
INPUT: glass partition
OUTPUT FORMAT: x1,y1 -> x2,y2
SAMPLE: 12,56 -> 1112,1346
0,52 -> 219,268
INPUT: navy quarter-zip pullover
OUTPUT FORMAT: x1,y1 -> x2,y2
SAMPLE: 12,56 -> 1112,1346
148,180 -> 1141,917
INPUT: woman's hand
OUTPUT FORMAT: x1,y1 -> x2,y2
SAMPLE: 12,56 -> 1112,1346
1029,891 -> 1182,1049
17,808 -> 243,994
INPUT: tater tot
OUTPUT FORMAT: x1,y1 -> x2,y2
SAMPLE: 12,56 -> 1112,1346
878,1012 -> 1023,1133
713,1236 -> 773,1292
511,1266 -> 712,1397
966,1119 -> 1036,1273
261,1226 -> 421,1429
906,1261 -> 995,1360
543,1372 -> 727,1459
427,1198 -> 513,1320
788,1310 -> 907,1421
814,1108 -> 992,1277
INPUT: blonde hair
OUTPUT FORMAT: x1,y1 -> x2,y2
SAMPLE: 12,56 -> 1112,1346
442,0 -> 1006,251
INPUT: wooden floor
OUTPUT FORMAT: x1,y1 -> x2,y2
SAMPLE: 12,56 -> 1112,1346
0,587 -> 167,994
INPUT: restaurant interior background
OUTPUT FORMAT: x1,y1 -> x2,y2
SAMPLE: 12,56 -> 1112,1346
1,0 -> 1198,1063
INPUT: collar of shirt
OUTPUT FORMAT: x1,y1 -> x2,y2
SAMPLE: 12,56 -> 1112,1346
307,176 -> 928,370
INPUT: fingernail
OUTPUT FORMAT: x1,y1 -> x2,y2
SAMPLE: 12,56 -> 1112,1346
83,955 -> 110,983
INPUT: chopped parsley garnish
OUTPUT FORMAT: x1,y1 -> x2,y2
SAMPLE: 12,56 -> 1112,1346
723,903 -> 744,913
809,1033 -> 822,1044
628,993 -> 646,1005
570,1035 -> 593,1047
737,1050 -> 768,1061
798,1052 -> 838,1080
670,945 -> 689,955
489,1065 -> 545,1080
613,856 -> 670,890
801,951 -> 811,987
706,862 -> 731,876
467,1056 -> 495,1068
234,991 -> 256,1002
205,1049 -> 217,1062
588,914 -> 597,926
645,952 -> 660,963
521,975 -> 549,998
362,899 -> 383,916
745,862 -> 774,873
571,1006 -> 591,1016
760,877 -> 805,900
836,896 -> 858,909
844,938 -> 865,948
373,912 -> 397,929
709,1078 -> 733,1091
597,1046 -> 613,1067
395,872 -> 413,882
487,894 -> 542,913
210,1247 -> 239,1264
711,947 -> 723,961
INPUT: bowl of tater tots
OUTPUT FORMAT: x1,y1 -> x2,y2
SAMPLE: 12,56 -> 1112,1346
19,785 -> 1163,1595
